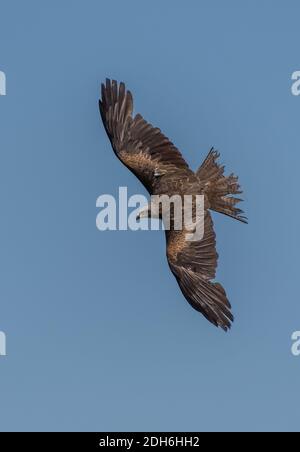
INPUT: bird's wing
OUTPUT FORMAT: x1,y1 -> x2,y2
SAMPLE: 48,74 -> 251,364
166,211 -> 234,331
99,79 -> 190,193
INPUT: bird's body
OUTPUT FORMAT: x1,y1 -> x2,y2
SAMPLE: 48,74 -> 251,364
99,79 -> 247,331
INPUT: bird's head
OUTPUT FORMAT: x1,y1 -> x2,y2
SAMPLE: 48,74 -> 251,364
136,205 -> 151,221
136,202 -> 161,221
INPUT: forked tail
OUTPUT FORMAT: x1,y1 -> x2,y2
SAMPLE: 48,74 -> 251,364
196,148 -> 247,223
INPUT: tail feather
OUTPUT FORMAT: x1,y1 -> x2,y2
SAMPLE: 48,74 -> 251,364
197,148 -> 247,223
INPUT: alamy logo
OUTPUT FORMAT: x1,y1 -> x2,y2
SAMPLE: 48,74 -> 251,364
0,331 -> 6,356
96,187 -> 205,242
291,71 -> 300,96
291,331 -> 300,357
0,70 -> 6,96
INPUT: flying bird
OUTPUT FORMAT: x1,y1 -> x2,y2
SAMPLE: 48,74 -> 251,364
99,79 -> 247,331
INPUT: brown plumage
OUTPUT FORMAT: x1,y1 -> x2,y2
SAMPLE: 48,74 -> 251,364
99,79 -> 247,331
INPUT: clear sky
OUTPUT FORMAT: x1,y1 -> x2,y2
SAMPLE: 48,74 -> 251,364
0,0 -> 300,432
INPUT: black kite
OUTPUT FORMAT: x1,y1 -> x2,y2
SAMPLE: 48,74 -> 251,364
99,79 -> 247,331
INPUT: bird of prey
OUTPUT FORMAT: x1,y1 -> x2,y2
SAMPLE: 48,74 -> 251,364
99,79 -> 247,331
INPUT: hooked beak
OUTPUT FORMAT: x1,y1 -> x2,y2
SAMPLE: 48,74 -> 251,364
136,205 -> 150,221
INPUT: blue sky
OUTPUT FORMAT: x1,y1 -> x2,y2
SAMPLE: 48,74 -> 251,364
0,0 -> 300,432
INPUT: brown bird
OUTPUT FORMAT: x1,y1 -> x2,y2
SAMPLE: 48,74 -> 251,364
99,79 -> 247,331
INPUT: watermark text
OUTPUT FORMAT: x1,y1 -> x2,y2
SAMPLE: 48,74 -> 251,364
0,70 -> 6,96
96,187 -> 205,241
291,331 -> 300,356
291,71 -> 300,96
0,331 -> 6,356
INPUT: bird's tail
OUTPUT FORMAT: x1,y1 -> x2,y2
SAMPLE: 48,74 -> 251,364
196,148 -> 247,223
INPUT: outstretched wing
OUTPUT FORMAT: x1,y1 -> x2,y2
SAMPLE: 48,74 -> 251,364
166,211 -> 234,331
99,79 -> 190,193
